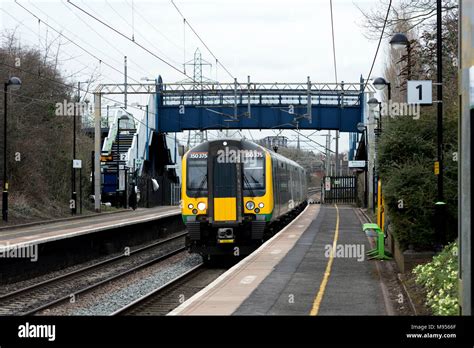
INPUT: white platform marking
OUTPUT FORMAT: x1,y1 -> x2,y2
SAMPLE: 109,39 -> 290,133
240,275 -> 257,284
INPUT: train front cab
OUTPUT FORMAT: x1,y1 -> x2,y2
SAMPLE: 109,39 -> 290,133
181,141 -> 274,257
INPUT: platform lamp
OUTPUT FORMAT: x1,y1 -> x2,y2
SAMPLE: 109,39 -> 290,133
389,33 -> 412,80
357,122 -> 369,208
3,77 -> 22,222
368,97 -> 382,213
368,97 -> 382,134
372,77 -> 392,101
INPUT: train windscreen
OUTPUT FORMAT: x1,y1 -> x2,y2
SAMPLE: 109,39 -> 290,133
243,157 -> 265,196
187,158 -> 208,197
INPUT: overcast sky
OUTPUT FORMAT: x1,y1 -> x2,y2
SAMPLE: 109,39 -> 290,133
0,0 -> 386,153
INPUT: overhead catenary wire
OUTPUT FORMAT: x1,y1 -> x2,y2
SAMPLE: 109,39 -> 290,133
0,61 -> 185,130
24,0 -> 148,82
293,129 -> 335,153
58,0 -> 154,79
66,0 -> 195,82
170,0 -> 234,80
1,7 -> 129,98
101,0 -> 181,67
14,0 -> 143,85
122,0 -> 184,52
363,0 -> 392,92
329,0 -> 338,84
0,61 -> 126,107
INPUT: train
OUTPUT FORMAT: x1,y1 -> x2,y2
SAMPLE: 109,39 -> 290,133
181,139 -> 308,260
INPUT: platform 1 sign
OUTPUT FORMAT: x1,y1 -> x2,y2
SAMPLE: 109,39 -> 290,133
407,80 -> 433,105
349,160 -> 366,168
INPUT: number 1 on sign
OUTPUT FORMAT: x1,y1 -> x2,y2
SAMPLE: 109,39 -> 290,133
416,84 -> 422,100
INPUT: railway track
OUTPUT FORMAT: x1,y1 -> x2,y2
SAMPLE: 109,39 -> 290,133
0,232 -> 188,316
114,199 -> 312,316
112,264 -> 226,316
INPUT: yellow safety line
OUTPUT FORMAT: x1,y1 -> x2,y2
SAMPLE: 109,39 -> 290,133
309,204 -> 340,316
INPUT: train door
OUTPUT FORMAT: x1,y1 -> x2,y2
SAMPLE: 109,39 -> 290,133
212,158 -> 238,221
208,141 -> 243,223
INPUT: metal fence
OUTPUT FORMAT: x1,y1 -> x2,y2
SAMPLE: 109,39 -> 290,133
322,176 -> 357,204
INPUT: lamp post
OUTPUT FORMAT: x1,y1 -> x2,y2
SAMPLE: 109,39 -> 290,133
434,0 -> 445,246
71,80 -> 89,215
390,6 -> 445,247
368,97 -> 382,213
357,122 -> 369,208
390,33 -> 412,80
3,77 -> 22,222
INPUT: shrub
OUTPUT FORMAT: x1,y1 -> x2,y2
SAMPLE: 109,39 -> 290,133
378,112 -> 458,250
413,242 -> 459,315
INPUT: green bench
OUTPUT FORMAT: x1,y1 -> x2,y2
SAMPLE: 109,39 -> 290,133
362,223 -> 392,260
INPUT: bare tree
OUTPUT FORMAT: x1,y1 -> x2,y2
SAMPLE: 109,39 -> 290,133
0,31 -> 95,222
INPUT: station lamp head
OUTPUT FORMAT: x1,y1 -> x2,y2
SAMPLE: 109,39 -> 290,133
6,76 -> 22,90
357,122 -> 366,133
389,33 -> 409,51
372,77 -> 389,91
367,97 -> 380,109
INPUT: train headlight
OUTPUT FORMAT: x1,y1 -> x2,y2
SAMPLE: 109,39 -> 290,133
245,201 -> 255,210
188,203 -> 194,209
197,202 -> 206,211
258,202 -> 264,208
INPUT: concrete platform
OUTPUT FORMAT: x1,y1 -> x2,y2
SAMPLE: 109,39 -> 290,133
170,204 -> 387,316
0,206 -> 180,251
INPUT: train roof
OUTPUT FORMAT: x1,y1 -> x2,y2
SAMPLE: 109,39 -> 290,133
186,139 -> 305,172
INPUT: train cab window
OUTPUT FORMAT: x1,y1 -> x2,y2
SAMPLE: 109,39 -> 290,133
187,158 -> 208,197
243,157 -> 265,197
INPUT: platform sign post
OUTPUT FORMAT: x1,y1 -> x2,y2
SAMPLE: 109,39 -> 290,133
459,0 -> 473,316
